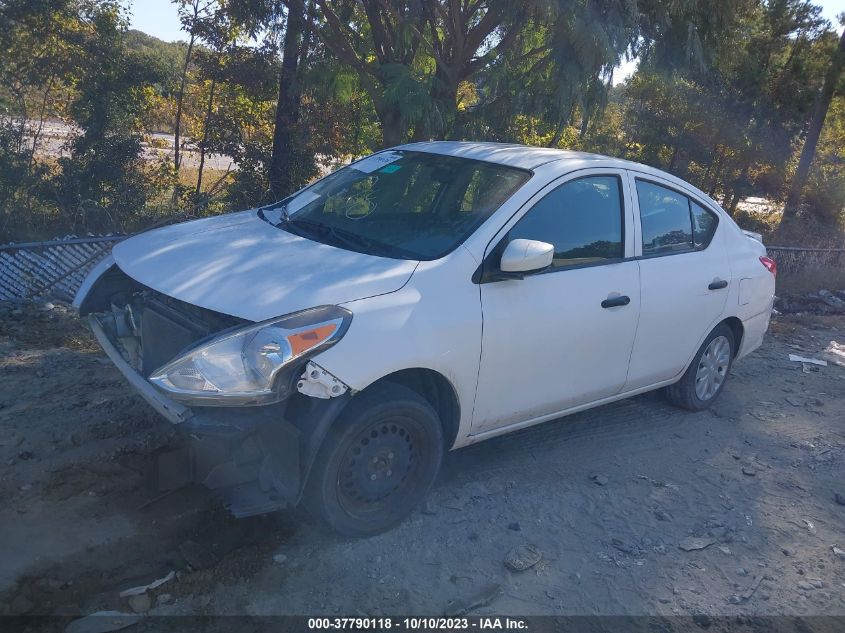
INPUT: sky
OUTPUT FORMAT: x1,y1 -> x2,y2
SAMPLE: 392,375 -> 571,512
126,0 -> 845,86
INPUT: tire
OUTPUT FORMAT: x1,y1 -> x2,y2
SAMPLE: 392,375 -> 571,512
665,324 -> 735,412
303,383 -> 444,537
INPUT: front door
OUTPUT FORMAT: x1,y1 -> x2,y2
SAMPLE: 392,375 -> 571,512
472,170 -> 641,434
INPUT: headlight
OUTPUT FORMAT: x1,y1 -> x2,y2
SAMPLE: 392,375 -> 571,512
149,305 -> 352,405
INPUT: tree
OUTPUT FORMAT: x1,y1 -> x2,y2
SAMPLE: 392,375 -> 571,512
781,25 -> 845,228
173,0 -> 215,172
269,0 -> 310,198
54,2 -> 169,232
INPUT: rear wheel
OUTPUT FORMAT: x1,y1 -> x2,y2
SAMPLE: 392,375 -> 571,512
304,383 -> 443,537
665,324 -> 735,411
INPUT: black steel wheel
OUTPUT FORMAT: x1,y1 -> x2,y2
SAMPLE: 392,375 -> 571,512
304,383 -> 443,537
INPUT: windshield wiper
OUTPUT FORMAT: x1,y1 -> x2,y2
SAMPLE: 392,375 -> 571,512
288,217 -> 377,253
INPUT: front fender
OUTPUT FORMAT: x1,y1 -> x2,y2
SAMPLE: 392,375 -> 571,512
73,254 -> 116,313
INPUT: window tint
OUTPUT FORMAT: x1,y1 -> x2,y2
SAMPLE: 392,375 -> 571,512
691,200 -> 718,247
636,180 -> 693,254
509,176 -> 624,269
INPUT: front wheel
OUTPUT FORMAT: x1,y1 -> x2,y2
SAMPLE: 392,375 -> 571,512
665,324 -> 735,411
304,383 -> 444,537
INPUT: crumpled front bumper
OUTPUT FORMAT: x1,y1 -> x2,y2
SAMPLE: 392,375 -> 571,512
89,315 -> 192,425
88,314 -> 351,517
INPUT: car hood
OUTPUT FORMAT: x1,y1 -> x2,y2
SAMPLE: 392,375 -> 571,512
112,210 -> 418,322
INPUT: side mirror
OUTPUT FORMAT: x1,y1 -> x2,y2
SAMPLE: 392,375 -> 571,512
500,238 -> 554,274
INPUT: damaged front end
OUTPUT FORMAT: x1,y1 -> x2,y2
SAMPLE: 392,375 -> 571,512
77,263 -> 353,518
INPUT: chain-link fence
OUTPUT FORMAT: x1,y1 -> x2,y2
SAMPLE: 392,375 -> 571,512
1,237 -> 843,304
0,236 -> 124,302
766,246 -> 845,276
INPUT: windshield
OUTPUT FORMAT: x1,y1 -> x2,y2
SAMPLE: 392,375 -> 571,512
260,150 -> 530,260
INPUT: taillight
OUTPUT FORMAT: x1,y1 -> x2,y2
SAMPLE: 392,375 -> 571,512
760,256 -> 777,277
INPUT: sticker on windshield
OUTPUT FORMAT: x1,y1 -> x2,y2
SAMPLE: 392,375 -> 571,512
351,151 -> 403,174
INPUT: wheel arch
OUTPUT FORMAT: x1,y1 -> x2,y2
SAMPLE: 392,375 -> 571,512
721,316 -> 744,357
360,368 -> 461,451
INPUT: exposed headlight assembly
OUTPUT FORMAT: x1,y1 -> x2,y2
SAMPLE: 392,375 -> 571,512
149,305 -> 352,405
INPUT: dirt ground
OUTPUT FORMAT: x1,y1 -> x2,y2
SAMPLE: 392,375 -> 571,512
1,302 -> 844,625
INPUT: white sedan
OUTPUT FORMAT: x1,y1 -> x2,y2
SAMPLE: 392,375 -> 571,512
76,142 -> 776,536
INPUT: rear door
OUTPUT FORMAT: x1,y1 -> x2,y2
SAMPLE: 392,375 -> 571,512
624,172 -> 731,390
472,169 -> 641,434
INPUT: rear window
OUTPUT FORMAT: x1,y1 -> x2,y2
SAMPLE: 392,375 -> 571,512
636,180 -> 719,255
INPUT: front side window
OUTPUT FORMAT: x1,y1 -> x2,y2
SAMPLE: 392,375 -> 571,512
636,180 -> 719,255
508,175 -> 624,269
260,150 -> 530,260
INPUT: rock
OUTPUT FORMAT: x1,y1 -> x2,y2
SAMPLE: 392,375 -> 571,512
65,611 -> 143,633
809,579 -> 824,589
834,493 -> 845,506
443,582 -> 502,616
39,302 -> 55,312
833,546 -> 845,560
127,593 -> 151,614
504,544 -> 542,571
11,594 -> 34,614
728,595 -> 742,604
157,593 -> 172,605
507,522 -> 521,531
272,553 -> 287,564
718,546 -> 732,555
590,473 -> 608,486
782,548 -> 795,557
736,567 -> 749,577
798,581 -> 815,591
678,537 -> 717,552
179,540 -> 218,570
421,500 -> 437,515
741,467 -> 756,476
818,290 -> 845,310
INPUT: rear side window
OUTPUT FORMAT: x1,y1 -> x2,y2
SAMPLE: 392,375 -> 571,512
691,200 -> 718,247
509,175 -> 624,269
636,180 -> 718,255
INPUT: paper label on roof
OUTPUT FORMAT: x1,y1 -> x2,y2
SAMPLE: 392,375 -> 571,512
351,151 -> 404,174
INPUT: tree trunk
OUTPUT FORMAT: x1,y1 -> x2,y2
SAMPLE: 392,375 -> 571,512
174,32 -> 196,173
548,117 -> 566,148
376,101 -> 405,148
195,78 -> 217,198
780,28 -> 845,229
269,0 -> 306,200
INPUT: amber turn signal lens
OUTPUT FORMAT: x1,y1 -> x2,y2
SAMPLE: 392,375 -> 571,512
287,323 -> 338,357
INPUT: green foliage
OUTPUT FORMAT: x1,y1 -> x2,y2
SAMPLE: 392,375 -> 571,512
0,0 -> 843,244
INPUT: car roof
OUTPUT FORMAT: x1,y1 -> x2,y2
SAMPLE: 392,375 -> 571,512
397,141 -> 636,170
396,141 -> 717,207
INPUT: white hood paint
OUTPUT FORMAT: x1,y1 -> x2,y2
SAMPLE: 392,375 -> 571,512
112,210 -> 418,322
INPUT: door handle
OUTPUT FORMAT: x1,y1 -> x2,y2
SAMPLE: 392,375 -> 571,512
708,279 -> 729,290
601,295 -> 631,309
